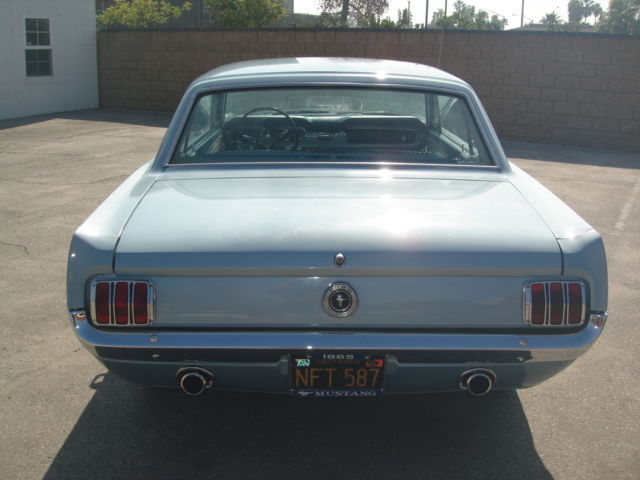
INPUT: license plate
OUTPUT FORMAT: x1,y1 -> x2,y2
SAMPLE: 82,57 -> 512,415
290,353 -> 385,397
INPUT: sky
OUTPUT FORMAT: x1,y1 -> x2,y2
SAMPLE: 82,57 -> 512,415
293,0 -> 592,28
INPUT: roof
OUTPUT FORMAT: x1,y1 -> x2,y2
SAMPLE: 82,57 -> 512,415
192,57 -> 467,89
510,23 -> 597,32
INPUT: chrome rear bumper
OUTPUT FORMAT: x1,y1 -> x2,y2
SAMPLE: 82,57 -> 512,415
70,312 -> 606,393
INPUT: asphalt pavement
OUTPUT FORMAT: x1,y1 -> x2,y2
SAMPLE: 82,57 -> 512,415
0,109 -> 638,480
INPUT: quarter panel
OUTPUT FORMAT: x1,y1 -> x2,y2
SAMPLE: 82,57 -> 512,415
558,230 -> 608,312
66,160 -> 157,310
506,163 -> 592,239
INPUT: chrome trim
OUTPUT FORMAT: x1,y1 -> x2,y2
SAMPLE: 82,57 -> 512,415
459,368 -> 496,387
176,367 -> 214,395
176,366 -> 214,384
459,368 -> 496,396
74,319 -> 605,364
179,372 -> 206,396
580,283 -> 586,325
466,373 -> 493,396
157,82 -> 504,171
565,283 -> 572,325
523,281 -> 588,327
130,282 -> 137,324
561,282 -> 568,325
566,282 -> 586,326
88,279 -> 156,327
124,282 -> 132,325
89,283 -> 97,325
322,282 -> 358,318
70,310 -> 86,326
89,279 -> 113,325
147,281 -> 155,325
523,284 -> 532,324
165,161 -> 502,170
589,312 -> 607,329
544,282 -> 549,325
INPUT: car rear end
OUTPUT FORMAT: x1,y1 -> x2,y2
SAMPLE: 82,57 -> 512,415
68,168 -> 607,397
67,58 -> 607,397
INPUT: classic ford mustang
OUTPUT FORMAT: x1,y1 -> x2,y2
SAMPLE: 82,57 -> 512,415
67,58 -> 607,397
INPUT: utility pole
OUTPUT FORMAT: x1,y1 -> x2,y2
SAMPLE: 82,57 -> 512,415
444,0 -> 448,17
521,0 -> 525,27
425,0 -> 429,27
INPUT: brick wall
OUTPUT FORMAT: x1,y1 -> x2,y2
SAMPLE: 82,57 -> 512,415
98,29 -> 640,151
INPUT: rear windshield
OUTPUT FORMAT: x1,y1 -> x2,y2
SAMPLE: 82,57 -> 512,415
170,87 -> 493,166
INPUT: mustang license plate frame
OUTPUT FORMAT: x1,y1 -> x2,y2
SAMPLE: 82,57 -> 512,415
290,353 -> 385,397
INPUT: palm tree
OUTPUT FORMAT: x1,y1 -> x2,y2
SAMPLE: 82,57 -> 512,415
568,0 -> 603,24
540,11 -> 562,29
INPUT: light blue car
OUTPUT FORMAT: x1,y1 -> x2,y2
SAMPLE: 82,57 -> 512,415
67,58 -> 608,397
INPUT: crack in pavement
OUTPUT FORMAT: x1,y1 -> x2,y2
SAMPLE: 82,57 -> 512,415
0,240 -> 30,255
0,150 -> 85,156
0,175 -> 127,186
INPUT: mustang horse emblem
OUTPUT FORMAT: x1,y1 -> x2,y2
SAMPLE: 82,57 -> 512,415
322,283 -> 358,318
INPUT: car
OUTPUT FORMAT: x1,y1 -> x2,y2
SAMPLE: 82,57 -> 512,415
67,57 -> 608,398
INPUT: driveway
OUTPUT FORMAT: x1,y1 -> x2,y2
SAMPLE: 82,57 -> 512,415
1,109 -> 638,480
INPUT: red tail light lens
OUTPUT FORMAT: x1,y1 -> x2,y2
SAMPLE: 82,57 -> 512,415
525,281 -> 586,327
548,282 -> 564,325
91,280 -> 153,327
95,282 -> 111,324
567,282 -> 584,325
114,282 -> 129,324
530,283 -> 546,325
133,282 -> 149,325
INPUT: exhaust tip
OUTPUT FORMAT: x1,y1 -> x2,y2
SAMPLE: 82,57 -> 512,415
458,368 -> 496,397
177,367 -> 214,396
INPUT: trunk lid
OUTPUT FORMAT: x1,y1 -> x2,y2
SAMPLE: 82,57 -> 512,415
114,173 -> 561,328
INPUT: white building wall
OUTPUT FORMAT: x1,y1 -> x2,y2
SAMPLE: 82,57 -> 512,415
0,0 -> 98,120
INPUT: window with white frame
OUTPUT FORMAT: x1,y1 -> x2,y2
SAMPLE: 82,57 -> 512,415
25,18 -> 52,76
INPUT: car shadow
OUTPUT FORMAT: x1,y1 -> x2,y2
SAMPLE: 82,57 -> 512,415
43,373 -> 552,480
503,140 -> 640,170
0,108 -> 172,130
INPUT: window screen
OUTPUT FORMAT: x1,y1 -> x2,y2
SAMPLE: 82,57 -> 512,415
25,18 -> 52,77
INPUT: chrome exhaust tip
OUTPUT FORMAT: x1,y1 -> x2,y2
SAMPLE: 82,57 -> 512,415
177,367 -> 214,396
458,368 -> 496,397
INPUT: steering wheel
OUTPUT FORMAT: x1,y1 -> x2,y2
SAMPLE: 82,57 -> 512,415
232,107 -> 300,150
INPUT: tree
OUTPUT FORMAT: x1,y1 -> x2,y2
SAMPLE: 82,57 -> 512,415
430,1 -> 507,30
204,0 -> 286,27
449,0 -> 479,29
430,9 -> 454,28
598,0 -> 640,33
316,11 -> 341,27
364,7 -> 411,29
567,0 -> 603,23
396,7 -> 413,28
363,14 -> 396,28
487,14 -> 509,30
540,11 -> 563,29
319,0 -> 389,27
98,0 -> 191,28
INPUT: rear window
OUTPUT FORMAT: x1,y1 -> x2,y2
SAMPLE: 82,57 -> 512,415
171,87 -> 493,166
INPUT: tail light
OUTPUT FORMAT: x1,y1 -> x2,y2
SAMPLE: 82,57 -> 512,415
90,280 -> 154,326
524,281 -> 586,326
